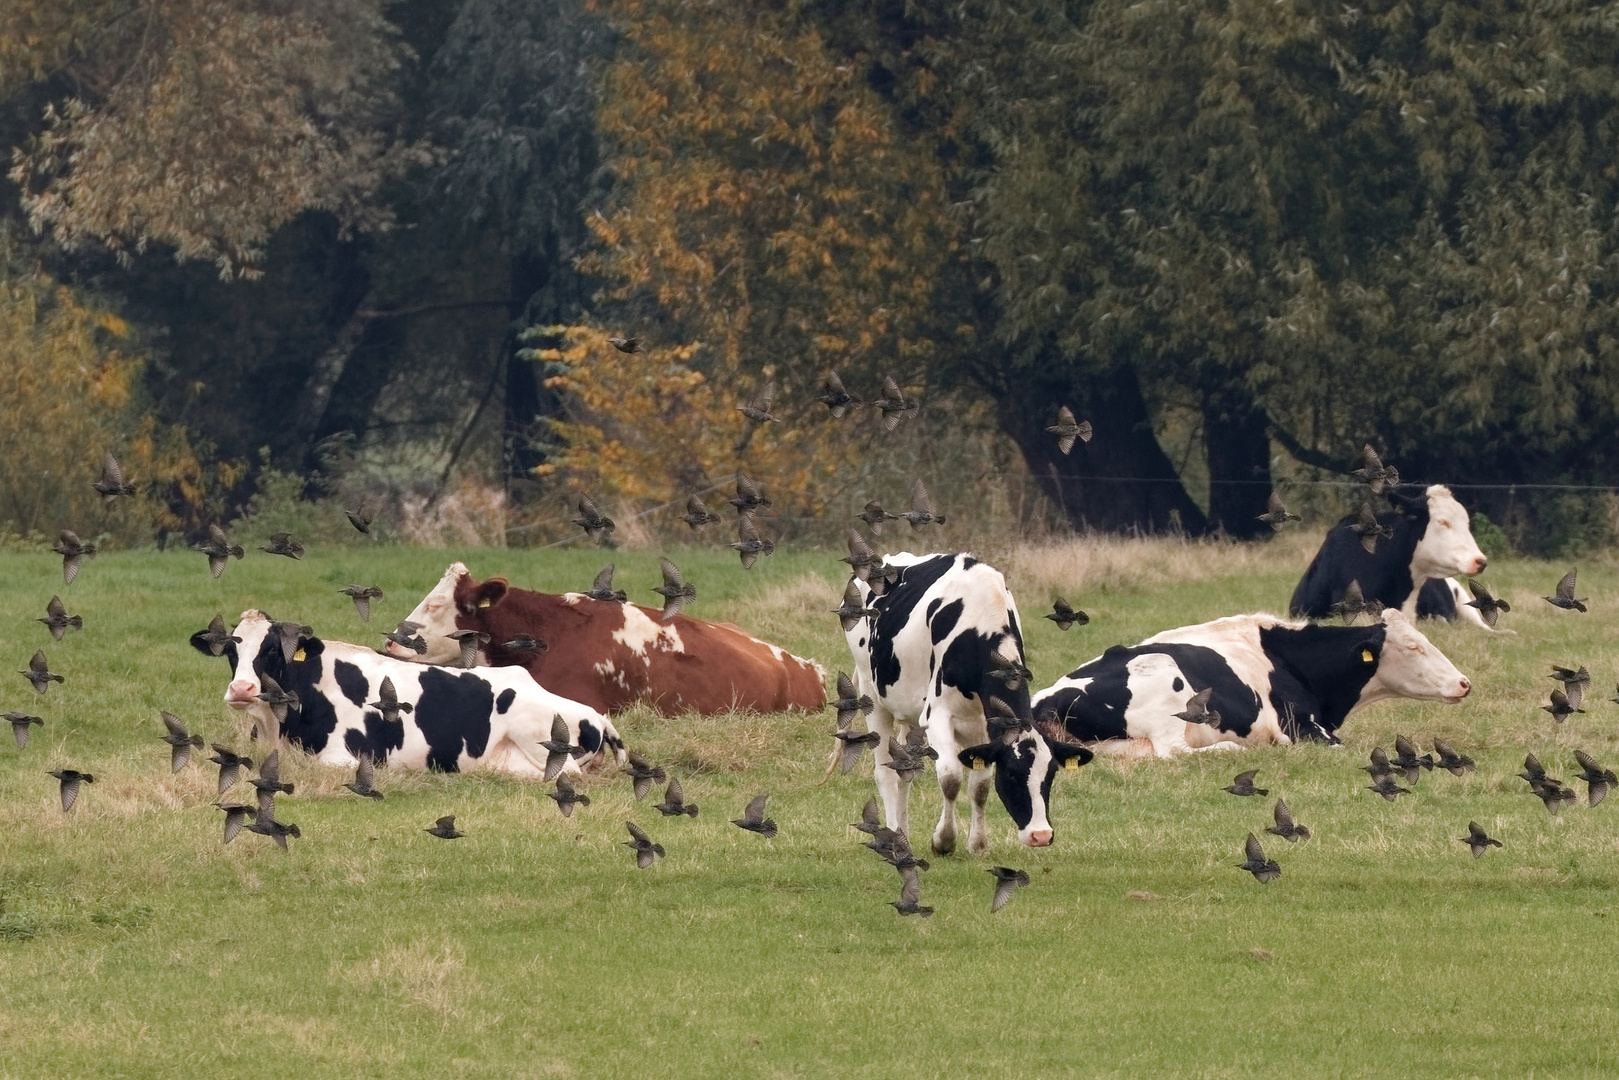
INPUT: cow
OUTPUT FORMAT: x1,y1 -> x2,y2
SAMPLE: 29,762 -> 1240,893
193,610 -> 626,774
393,563 -> 826,716
1031,608 -> 1471,758
1290,485 -> 1492,627
842,553 -> 1091,854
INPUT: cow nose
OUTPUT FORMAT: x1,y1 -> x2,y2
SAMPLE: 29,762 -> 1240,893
1456,677 -> 1471,697
1473,556 -> 1488,574
1026,829 -> 1053,847
225,679 -> 257,708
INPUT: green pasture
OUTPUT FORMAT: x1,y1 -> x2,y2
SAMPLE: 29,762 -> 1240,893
2,541 -> 1618,1078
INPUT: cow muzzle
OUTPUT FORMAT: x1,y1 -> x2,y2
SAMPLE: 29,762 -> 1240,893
225,679 -> 258,708
1446,677 -> 1471,703
1024,829 -> 1053,848
1469,556 -> 1487,575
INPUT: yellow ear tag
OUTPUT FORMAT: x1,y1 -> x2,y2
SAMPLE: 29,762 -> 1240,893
292,648 -> 306,662
477,598 -> 491,609
971,758 -> 987,770
1361,648 -> 1374,663
1064,758 -> 1079,771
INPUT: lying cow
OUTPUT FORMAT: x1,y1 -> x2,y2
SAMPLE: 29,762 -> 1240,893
1032,608 -> 1470,757
1290,485 -> 1491,627
843,553 -> 1090,853
193,610 -> 625,774
394,563 -> 826,716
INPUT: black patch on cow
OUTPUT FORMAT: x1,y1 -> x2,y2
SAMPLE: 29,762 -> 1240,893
929,599 -> 962,645
1172,677 -> 1184,692
1044,642 -> 1261,740
577,718 -> 603,754
940,628 -> 1031,717
962,557 -> 978,570
1290,489 -> 1437,618
869,555 -> 958,696
250,634 -> 340,755
925,598 -> 941,622
362,708 -> 406,761
413,667 -> 494,771
1259,622 -> 1387,737
1416,578 -> 1459,619
495,688 -> 516,714
333,660 -> 369,708
992,737 -> 1038,828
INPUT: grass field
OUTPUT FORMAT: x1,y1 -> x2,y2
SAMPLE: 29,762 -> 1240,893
3,537 -> 1619,1078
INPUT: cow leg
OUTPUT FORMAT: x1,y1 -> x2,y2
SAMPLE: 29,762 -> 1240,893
868,704 -> 908,835
967,766 -> 993,855
925,706 -> 964,856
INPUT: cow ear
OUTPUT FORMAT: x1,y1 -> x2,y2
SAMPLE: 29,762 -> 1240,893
462,578 -> 509,614
1386,486 -> 1426,516
1049,740 -> 1093,771
188,630 -> 217,656
958,743 -> 1001,771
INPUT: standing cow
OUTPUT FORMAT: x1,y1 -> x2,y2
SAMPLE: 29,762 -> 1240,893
843,553 -> 1090,854
1290,485 -> 1491,627
195,610 -> 625,774
1032,609 -> 1471,758
394,563 -> 826,716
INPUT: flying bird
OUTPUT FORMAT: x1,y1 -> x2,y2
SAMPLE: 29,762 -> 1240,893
1464,579 -> 1510,628
1391,735 -> 1435,784
1045,597 -> 1089,630
736,380 -> 780,432
52,530 -> 96,585
680,495 -> 721,531
653,557 -> 696,621
1173,688 -> 1220,727
623,821 -> 664,868
339,585 -> 384,622
833,672 -> 875,729
1519,753 -> 1549,788
869,827 -> 929,872
874,375 -> 919,431
883,728 -> 937,782
1460,821 -> 1503,858
1348,503 -> 1393,554
216,802 -> 251,844
37,595 -> 82,641
344,755 -> 384,800
1266,799 -> 1311,842
49,769 -> 94,812
548,775 -> 589,817
426,815 -> 464,839
1361,746 -> 1394,779
6,711 -> 42,749
269,620 -> 310,665
1550,665 -> 1591,710
345,508 -> 372,534
853,797 -> 884,836
829,729 -> 880,776
654,777 -> 699,817
1331,579 -> 1383,623
447,629 -> 490,669
21,650 -> 62,694
841,529 -> 880,581
1544,569 -> 1588,612
197,524 -> 244,579
250,750 -> 295,801
248,806 -> 301,851
1532,779 -> 1578,815
1045,406 -> 1092,455
892,865 -> 933,916
1432,738 -> 1475,775
986,640 -> 1032,690
732,792 -> 778,837
209,744 -> 252,794
1574,750 -> 1617,807
194,615 -> 240,656
729,472 -> 772,515
1543,689 -> 1584,723
384,622 -> 427,655
607,335 -> 644,354
1368,774 -> 1412,801
899,479 -> 946,530
856,501 -> 896,535
834,579 -> 878,631
988,866 -> 1030,912
260,533 -> 305,559
93,452 -> 136,502
502,635 -> 547,655
1225,770 -> 1267,797
1237,833 -> 1281,883
541,716 -> 586,781
159,712 -> 204,771
257,674 -> 300,725
1352,444 -> 1400,494
817,372 -> 861,418
625,752 -> 667,801
1256,491 -> 1301,530
572,496 -> 615,545
367,676 -> 413,725
730,514 -> 776,569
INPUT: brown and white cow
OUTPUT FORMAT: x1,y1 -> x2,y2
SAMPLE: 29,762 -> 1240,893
393,563 -> 827,716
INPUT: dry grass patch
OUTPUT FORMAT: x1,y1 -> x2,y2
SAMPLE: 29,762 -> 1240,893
993,530 -> 1324,596
343,939 -> 477,1021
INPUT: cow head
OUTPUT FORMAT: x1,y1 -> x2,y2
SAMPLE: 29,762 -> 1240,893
190,610 -> 313,726
393,563 -> 509,664
1391,484 -> 1487,580
1362,608 -> 1471,705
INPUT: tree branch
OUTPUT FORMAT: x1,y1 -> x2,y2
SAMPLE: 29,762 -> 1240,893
1268,419 -> 1349,473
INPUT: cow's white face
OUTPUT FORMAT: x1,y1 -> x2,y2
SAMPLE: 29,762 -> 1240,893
1366,609 -> 1471,704
1411,486 -> 1487,580
222,610 -> 276,717
394,563 -> 468,664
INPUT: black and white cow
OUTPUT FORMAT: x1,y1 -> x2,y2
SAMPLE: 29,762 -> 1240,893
193,610 -> 625,774
1290,485 -> 1491,627
1032,609 -> 1471,757
843,553 -> 1090,854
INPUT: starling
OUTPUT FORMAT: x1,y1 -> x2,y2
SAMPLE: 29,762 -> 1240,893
832,672 -> 875,728
856,500 -> 896,535
1173,688 -> 1220,726
1543,689 -> 1584,723
732,792 -> 777,837
607,335 -> 644,354
37,595 -> 82,641
586,564 -> 627,602
1362,746 -> 1395,779
1045,597 -> 1089,630
1431,738 -> 1475,775
1573,750 -> 1617,807
737,380 -> 780,426
194,615 -> 241,656
988,866 -> 1031,912
1225,770 -> 1268,797
345,508 -> 372,534
250,750 -> 294,799
986,640 -> 1032,691
730,514 -> 776,569
6,711 -> 43,749
217,801 -> 251,844
344,755 -> 384,800
818,372 -> 861,418
652,557 -> 696,621
1256,491 -> 1301,531
367,676 -> 414,725
260,533 -> 305,559
830,729 -> 880,775
572,496 -> 616,545
1519,753 -> 1549,788
209,744 -> 252,794
340,585 -> 384,622
1460,820 -> 1502,858
1464,578 -> 1510,628
248,805 -> 300,851
502,635 -> 548,655
257,674 -> 300,724
49,769 -> 94,811
159,711 -> 204,772
197,524 -> 244,579
269,621 -> 310,666
834,579 -> 878,632
1266,799 -> 1311,842
623,821 -> 664,867
447,629 -> 490,668
680,495 -> 721,530
52,530 -> 96,585
892,865 -> 933,916
384,621 -> 427,654
93,452 -> 136,502
1550,665 -> 1591,710
1368,774 -> 1412,801
1044,406 -> 1092,455
1348,503 -> 1393,555
625,751 -> 667,801
548,775 -> 589,817
654,777 -> 699,817
1544,569 -> 1588,612
883,727 -> 935,782
869,827 -> 929,872
541,715 -> 586,782
1392,735 -> 1435,784
1237,833 -> 1281,883
729,472 -> 772,515
853,797 -> 884,835
874,374 -> 919,431
21,650 -> 62,694
1352,444 -> 1400,494
426,815 -> 464,839
899,478 -> 946,529
1533,780 -> 1578,815
841,529 -> 880,582
1331,579 -> 1383,624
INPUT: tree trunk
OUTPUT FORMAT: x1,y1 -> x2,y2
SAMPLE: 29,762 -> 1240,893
290,295 -> 375,457
995,359 -> 1209,535
1202,385 -> 1273,539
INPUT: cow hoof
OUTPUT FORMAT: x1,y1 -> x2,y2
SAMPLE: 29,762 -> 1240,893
967,836 -> 989,855
931,834 -> 956,856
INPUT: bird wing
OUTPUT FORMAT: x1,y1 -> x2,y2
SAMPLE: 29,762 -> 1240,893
1185,687 -> 1213,712
735,472 -> 759,499
592,564 -> 616,594
825,371 -> 847,396
550,715 -> 571,747
737,516 -> 760,543
1056,405 -> 1076,428
1267,491 -> 1288,516
1524,753 -> 1545,779
355,756 -> 376,790
898,865 -> 921,906
1356,502 -> 1378,528
1369,747 -> 1389,768
222,807 -> 245,844
1557,569 -> 1578,598
1233,770 -> 1258,786
1245,832 -> 1267,864
170,742 -> 191,772
59,775 -> 81,812
757,380 -> 776,413
577,495 -> 603,521
1395,734 -> 1417,759
101,452 -> 124,488
436,816 -> 457,831
353,594 -> 371,622
846,530 -> 873,562
665,776 -> 685,807
260,750 -> 281,783
633,774 -> 655,800
46,595 -> 66,619
376,676 -> 398,707
743,793 -> 769,822
911,478 -> 934,516
1273,800 -> 1295,830
1467,578 -> 1492,603
882,374 -> 901,400
836,671 -> 858,700
1361,444 -> 1383,474
626,820 -> 650,844
686,495 -> 708,516
991,876 -> 1019,913
659,558 -> 684,588
161,712 -> 189,739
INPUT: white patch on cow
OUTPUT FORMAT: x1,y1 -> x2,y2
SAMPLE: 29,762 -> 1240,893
561,593 -> 586,605
612,603 -> 685,657
1360,608 -> 1471,705
1404,486 -> 1488,618
394,562 -> 467,664
594,660 -> 616,677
